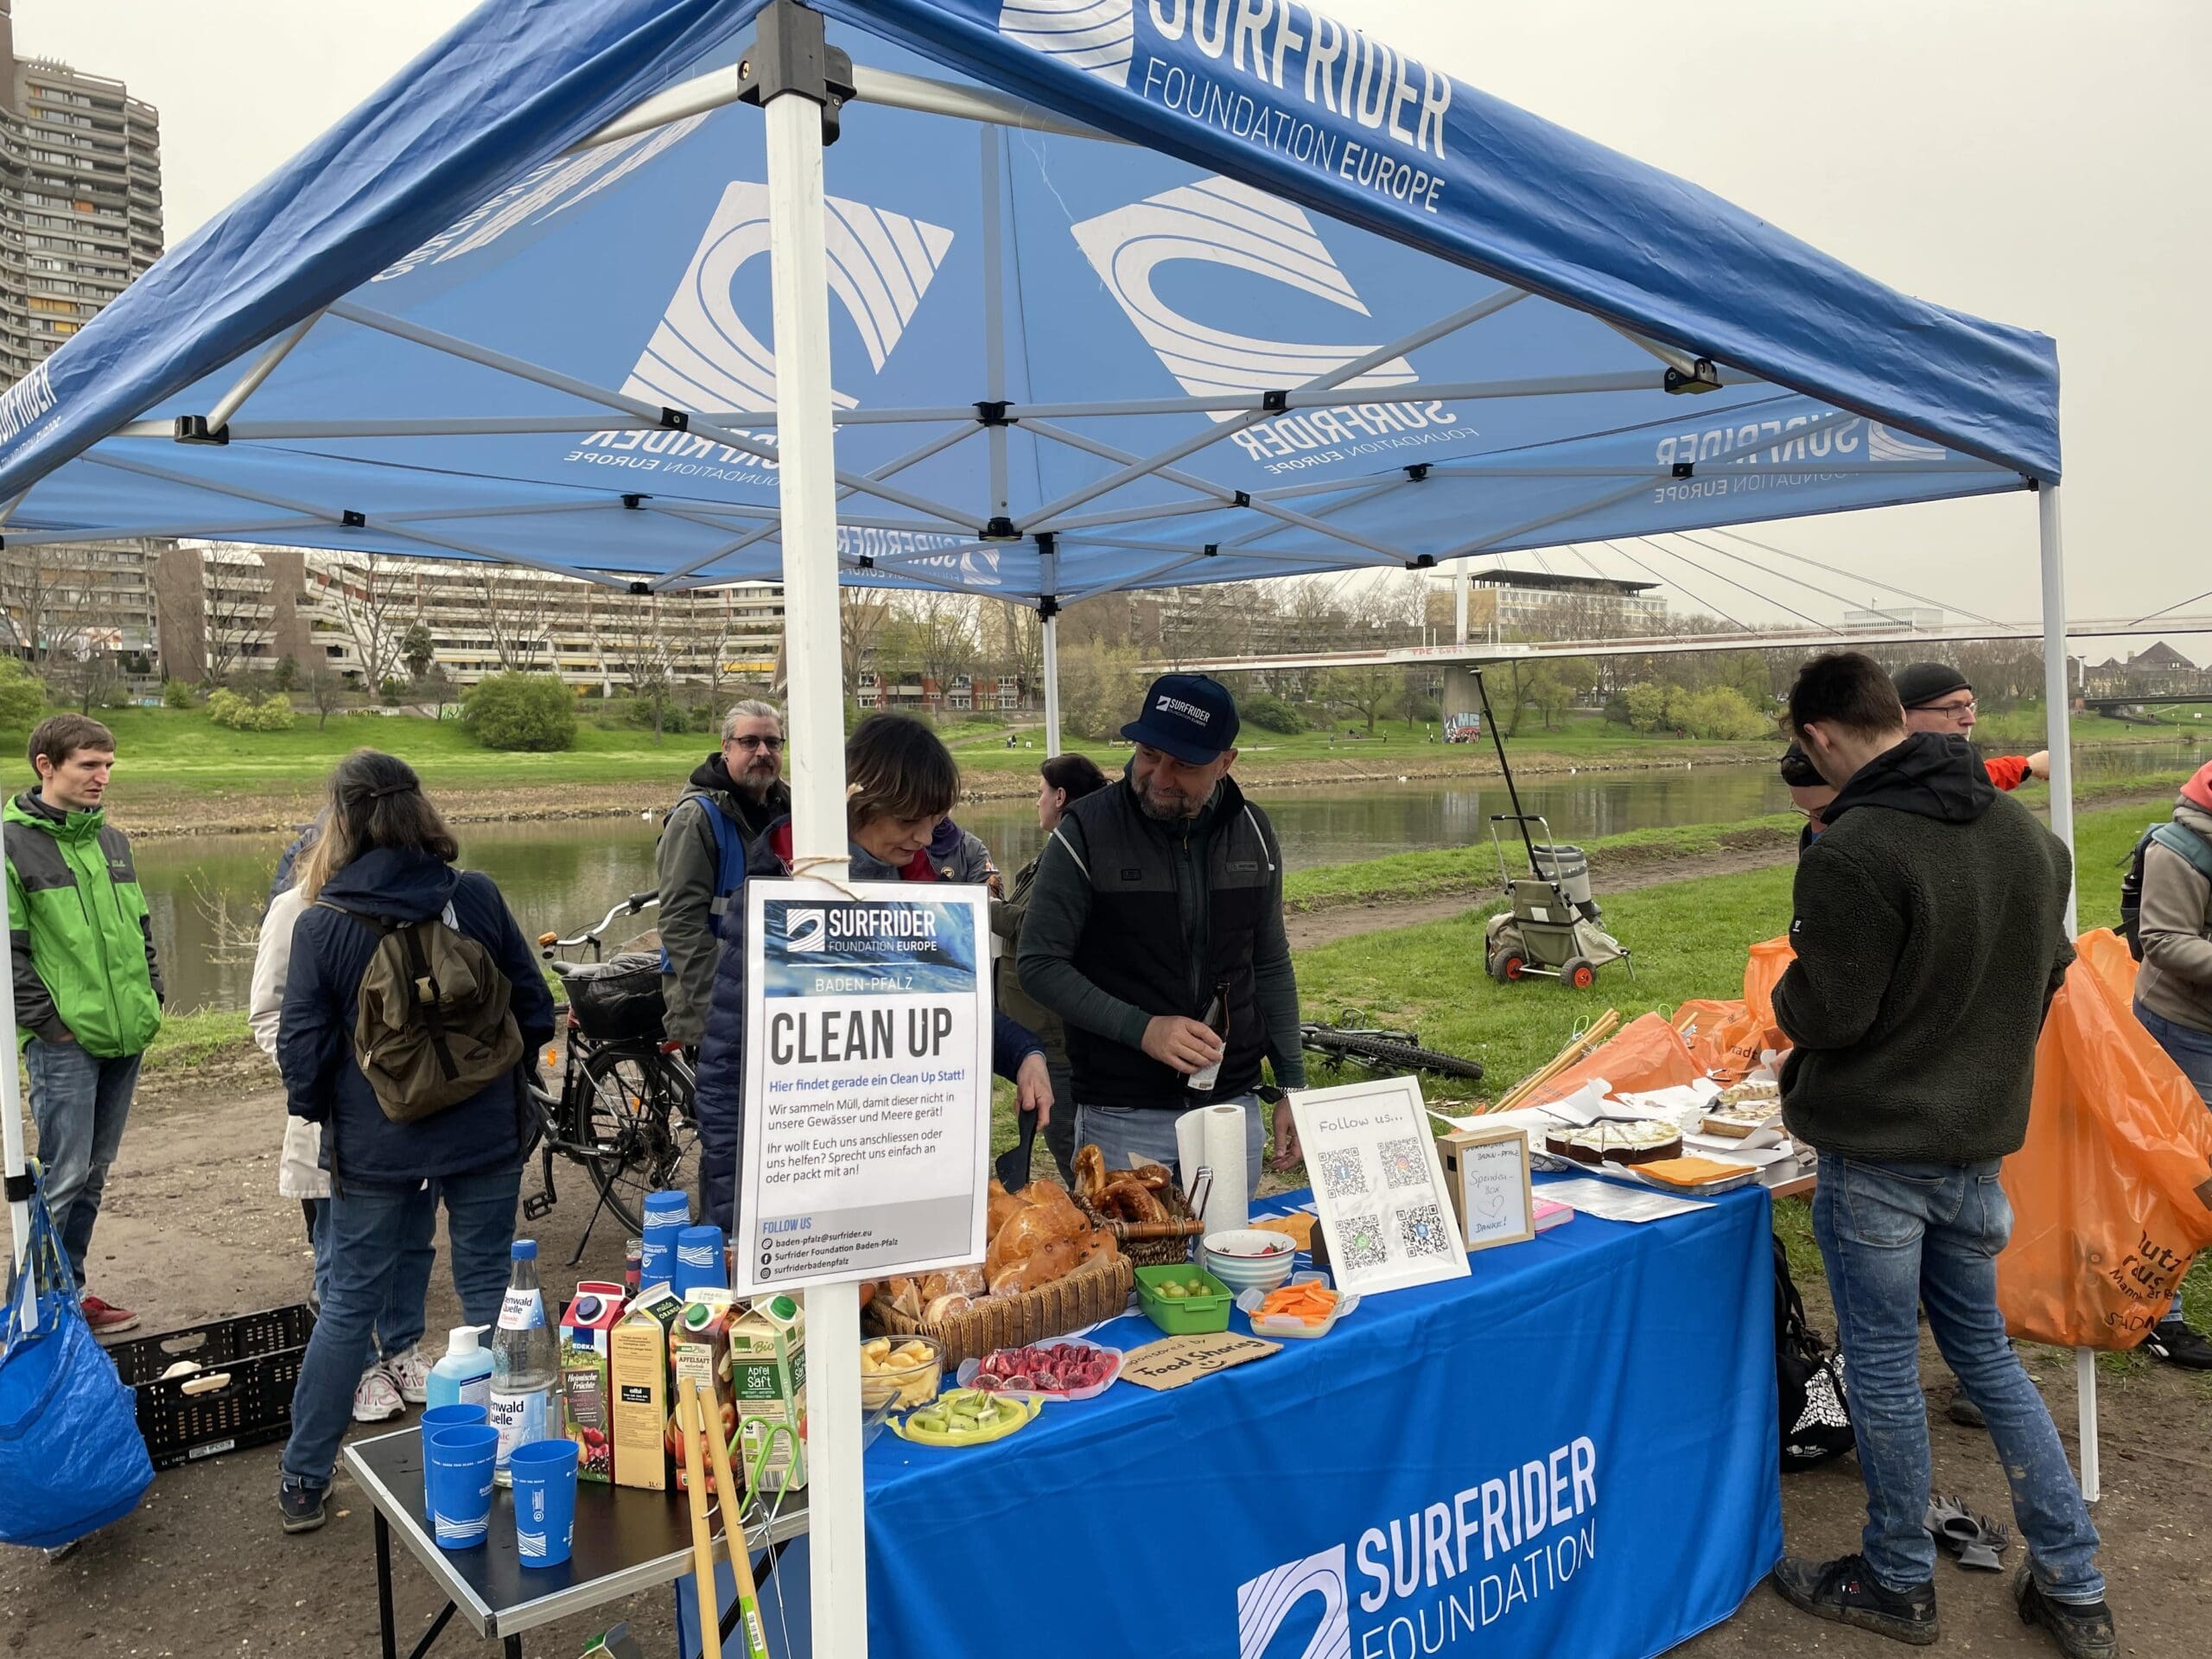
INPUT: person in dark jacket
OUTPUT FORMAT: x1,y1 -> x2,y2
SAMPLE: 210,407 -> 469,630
273,752 -> 555,1535
1766,654 -> 2110,1659
992,753 -> 1110,1183
1017,675 -> 1306,1192
1891,661 -> 2047,793
656,701 -> 791,1046
691,715 -> 1051,1232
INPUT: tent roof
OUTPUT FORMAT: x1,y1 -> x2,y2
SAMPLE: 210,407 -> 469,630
0,0 -> 2057,604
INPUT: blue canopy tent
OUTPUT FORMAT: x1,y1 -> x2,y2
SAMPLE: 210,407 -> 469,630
0,0 -> 2091,1630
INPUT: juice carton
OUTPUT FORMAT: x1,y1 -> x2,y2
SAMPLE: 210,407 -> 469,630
609,1284 -> 683,1491
667,1289 -> 738,1494
728,1294 -> 808,1494
558,1281 -> 626,1484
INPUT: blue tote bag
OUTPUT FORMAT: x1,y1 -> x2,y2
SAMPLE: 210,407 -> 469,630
0,1169 -> 153,1548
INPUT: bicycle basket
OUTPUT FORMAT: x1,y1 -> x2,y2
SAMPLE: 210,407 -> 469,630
564,951 -> 666,1043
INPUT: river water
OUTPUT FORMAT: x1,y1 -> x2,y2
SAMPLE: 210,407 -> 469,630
132,741 -> 2201,1014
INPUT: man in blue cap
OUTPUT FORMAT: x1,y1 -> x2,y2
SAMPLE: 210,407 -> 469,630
1017,674 -> 1306,1189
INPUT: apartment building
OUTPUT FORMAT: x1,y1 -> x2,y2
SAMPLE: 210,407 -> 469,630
0,2 -> 163,381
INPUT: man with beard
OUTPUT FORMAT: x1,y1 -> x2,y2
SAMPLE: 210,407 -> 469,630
656,700 -> 790,1048
1017,675 -> 1306,1192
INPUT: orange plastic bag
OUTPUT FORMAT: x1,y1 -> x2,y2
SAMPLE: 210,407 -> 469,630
1671,998 -> 1765,1083
1996,929 -> 2212,1349
1742,934 -> 1796,1033
1524,1012 -> 1703,1109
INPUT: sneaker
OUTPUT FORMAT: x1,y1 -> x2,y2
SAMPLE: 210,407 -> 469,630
2142,1319 -> 2212,1371
79,1295 -> 140,1338
352,1364 -> 404,1423
1771,1554 -> 1939,1646
1947,1392 -> 1986,1429
277,1479 -> 327,1535
2015,1569 -> 2116,1659
384,1346 -> 430,1406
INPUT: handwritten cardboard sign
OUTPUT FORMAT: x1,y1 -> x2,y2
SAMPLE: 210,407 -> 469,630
1119,1332 -> 1281,1392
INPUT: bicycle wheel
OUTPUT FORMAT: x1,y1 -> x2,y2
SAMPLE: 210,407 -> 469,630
1306,1029 -> 1484,1081
579,1046 -> 700,1233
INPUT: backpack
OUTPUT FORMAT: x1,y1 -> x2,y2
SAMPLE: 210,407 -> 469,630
316,899 -> 524,1123
658,795 -> 747,974
1774,1233 -> 1854,1472
2117,820 -> 2212,961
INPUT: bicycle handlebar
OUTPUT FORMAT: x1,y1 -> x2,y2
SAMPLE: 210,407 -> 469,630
543,892 -> 661,954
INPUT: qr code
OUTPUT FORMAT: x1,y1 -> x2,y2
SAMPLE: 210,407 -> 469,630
1395,1201 -> 1452,1259
1378,1135 -> 1427,1190
1319,1147 -> 1368,1199
1337,1208 -> 1389,1274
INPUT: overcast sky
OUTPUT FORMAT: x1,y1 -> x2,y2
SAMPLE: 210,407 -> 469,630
16,1 -> 2208,639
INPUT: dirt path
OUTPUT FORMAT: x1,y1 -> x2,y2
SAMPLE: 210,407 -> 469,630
5,1074 -> 2207,1657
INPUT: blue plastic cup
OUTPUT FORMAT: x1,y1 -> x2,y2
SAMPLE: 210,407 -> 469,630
419,1404 -> 489,1519
639,1218 -> 686,1294
508,1439 -> 580,1569
424,1424 -> 499,1550
673,1224 -> 728,1296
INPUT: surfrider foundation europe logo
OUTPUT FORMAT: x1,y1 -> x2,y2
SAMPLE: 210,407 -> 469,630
998,0 -> 1135,87
1237,1544 -> 1351,1659
785,909 -> 829,953
620,181 -> 955,416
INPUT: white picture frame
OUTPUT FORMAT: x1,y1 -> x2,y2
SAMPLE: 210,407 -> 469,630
1292,1076 -> 1471,1297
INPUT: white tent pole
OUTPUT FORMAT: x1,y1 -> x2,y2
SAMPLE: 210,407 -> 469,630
759,10 -> 868,1649
2037,479 -> 2098,1503
203,309 -> 322,434
1039,542 -> 1062,756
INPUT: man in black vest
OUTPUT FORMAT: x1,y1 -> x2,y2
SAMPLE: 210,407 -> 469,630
1017,675 -> 1306,1191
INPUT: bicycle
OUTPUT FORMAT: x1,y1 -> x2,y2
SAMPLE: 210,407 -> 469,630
520,891 -> 702,1261
1300,1008 -> 1484,1081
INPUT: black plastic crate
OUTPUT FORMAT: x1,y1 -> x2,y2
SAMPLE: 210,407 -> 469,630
108,1304 -> 315,1469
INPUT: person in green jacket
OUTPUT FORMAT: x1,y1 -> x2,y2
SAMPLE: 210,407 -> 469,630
6,715 -> 162,1337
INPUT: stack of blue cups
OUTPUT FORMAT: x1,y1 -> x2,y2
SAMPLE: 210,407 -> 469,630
672,1224 -> 728,1298
638,1189 -> 690,1294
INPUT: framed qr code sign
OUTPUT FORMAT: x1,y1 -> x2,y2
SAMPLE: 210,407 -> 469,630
1292,1077 -> 1470,1298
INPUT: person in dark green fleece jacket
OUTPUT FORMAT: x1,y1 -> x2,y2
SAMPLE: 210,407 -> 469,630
5,715 -> 162,1337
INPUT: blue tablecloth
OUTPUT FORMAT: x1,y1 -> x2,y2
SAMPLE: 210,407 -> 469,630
863,1182 -> 1783,1659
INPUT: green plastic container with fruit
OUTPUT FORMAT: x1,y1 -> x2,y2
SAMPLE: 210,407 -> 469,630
1135,1263 -> 1235,1335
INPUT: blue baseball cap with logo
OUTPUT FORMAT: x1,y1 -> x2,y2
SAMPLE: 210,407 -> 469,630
1122,673 -> 1241,765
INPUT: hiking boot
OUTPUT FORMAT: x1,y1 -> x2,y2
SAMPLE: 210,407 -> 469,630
2142,1319 -> 2212,1371
79,1295 -> 140,1338
277,1479 -> 327,1535
1947,1391 -> 1986,1428
1771,1554 -> 1939,1646
385,1346 -> 430,1406
352,1364 -> 404,1423
2015,1569 -> 2116,1659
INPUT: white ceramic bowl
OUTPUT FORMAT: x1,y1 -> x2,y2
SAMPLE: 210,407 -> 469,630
1202,1230 -> 1297,1294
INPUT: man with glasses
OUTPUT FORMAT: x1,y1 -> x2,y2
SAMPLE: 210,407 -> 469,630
1892,663 -> 2048,791
656,700 -> 789,1048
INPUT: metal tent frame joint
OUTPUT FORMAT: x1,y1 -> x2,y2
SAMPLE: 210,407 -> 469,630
1673,461 -> 1695,479
1664,359 -> 1724,395
659,408 -> 690,432
1406,463 -> 1432,482
174,415 -> 229,447
340,509 -> 366,528
621,493 -> 647,510
982,515 -> 1018,541
738,1 -> 855,143
974,400 -> 1010,427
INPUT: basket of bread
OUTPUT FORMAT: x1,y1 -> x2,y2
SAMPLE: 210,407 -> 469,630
1070,1144 -> 1206,1268
863,1179 -> 1131,1368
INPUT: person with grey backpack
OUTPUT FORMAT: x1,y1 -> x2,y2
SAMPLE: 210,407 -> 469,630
272,751 -> 555,1534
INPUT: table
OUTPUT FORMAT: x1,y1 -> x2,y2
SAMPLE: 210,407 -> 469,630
865,1181 -> 1784,1659
342,1430 -> 808,1658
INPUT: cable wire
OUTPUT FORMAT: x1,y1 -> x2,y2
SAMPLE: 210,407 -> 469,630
1705,525 -> 2005,628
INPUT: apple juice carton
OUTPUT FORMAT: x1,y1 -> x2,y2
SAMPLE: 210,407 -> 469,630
558,1281 -> 626,1484
667,1289 -> 738,1495
610,1283 -> 683,1491
728,1294 -> 808,1494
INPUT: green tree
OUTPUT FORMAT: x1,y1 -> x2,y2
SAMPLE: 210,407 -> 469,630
463,671 -> 578,751
400,621 -> 436,680
0,657 -> 46,727
271,654 -> 299,692
1622,683 -> 1672,734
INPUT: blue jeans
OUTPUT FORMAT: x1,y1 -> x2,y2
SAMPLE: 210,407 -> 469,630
26,1039 -> 143,1294
2134,1000 -> 2212,1322
1075,1094 -> 1265,1199
307,1194 -> 435,1358
1813,1156 -> 2103,1600
281,1161 -> 521,1490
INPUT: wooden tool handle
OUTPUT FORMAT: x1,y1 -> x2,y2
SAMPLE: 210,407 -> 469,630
702,1395 -> 772,1659
679,1378 -> 721,1655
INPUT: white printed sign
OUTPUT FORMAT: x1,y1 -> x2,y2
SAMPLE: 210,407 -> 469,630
1292,1077 -> 1470,1298
734,878 -> 993,1295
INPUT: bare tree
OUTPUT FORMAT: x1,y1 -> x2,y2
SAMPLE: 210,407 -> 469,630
898,591 -> 980,712
318,556 -> 414,688
306,666 -> 349,730
475,565 -> 555,671
35,541 -> 130,712
840,591 -> 893,710
200,544 -> 274,686
987,601 -> 1044,709
593,589 -> 680,741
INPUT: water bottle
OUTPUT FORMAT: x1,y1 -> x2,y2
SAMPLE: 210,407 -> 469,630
489,1240 -> 558,1485
1186,982 -> 1231,1096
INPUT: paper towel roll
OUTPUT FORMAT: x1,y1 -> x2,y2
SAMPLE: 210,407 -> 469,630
1175,1103 -> 1249,1236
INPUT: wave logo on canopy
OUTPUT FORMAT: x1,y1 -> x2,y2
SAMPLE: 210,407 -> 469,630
1866,421 -> 1948,462
1236,1545 -> 1351,1659
1070,176 -> 1415,420
998,0 -> 1135,86
622,181 -> 953,416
